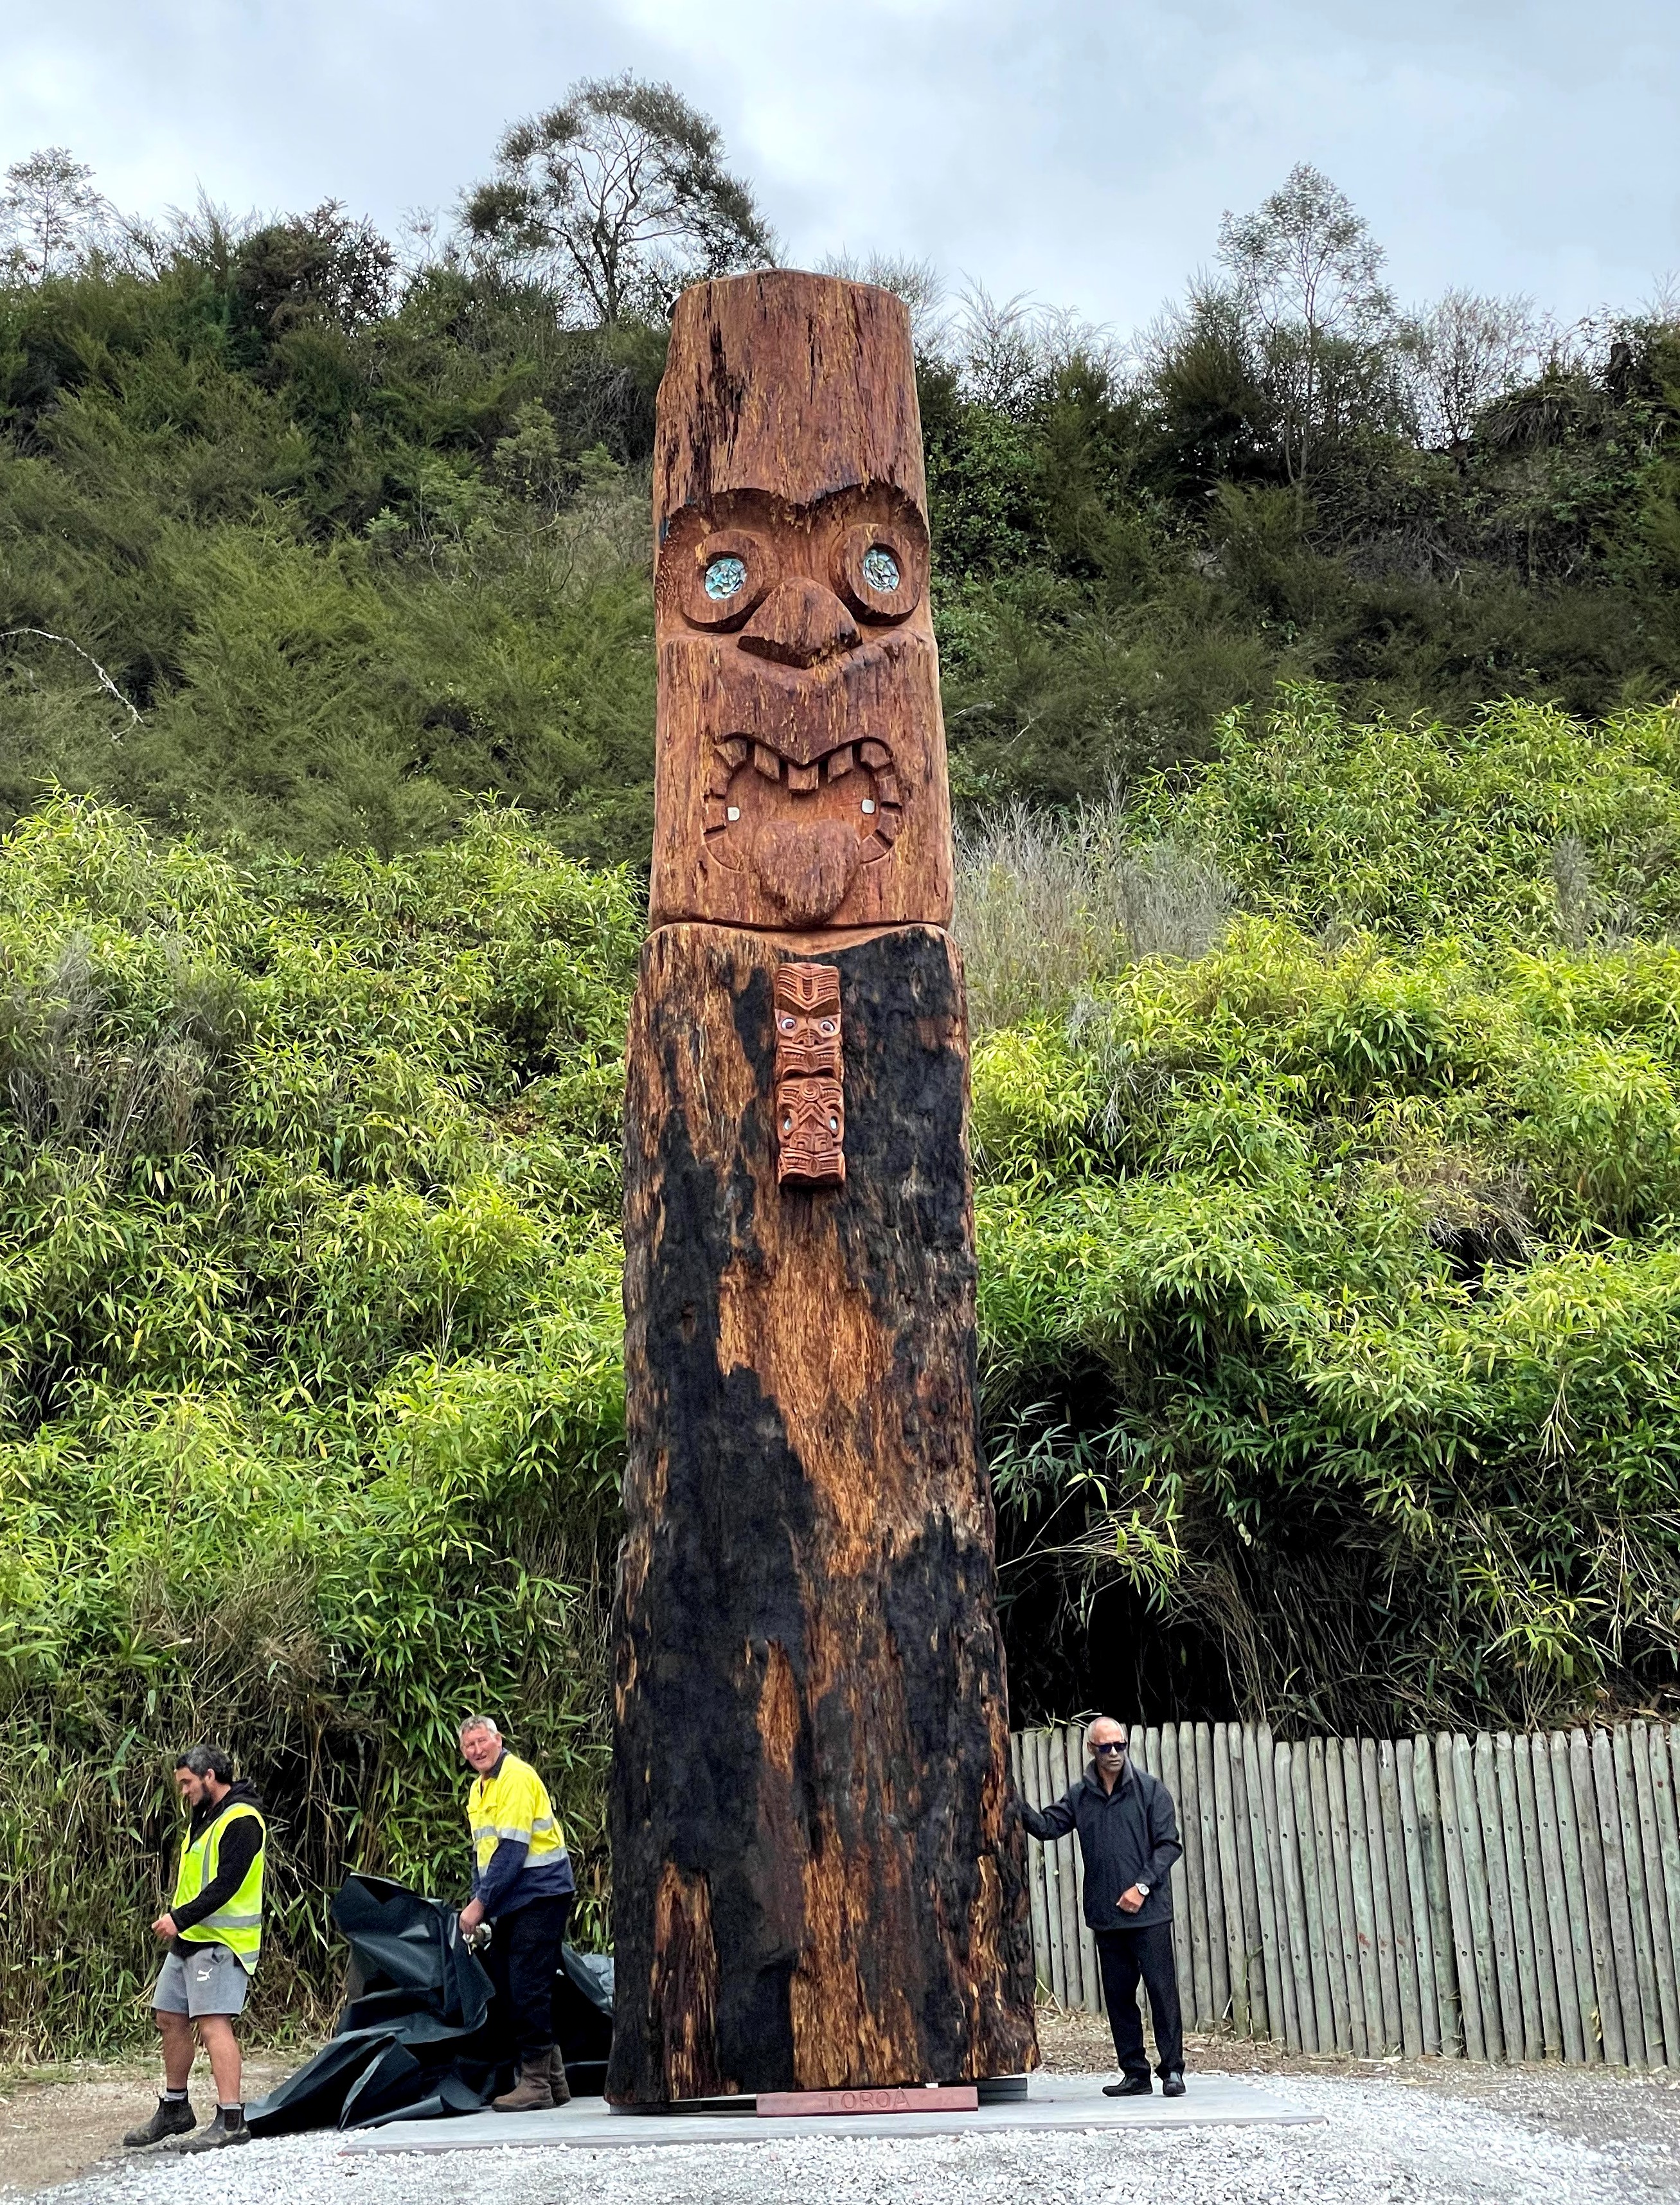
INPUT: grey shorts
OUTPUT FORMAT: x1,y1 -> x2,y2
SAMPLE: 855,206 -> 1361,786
152,1944 -> 251,2018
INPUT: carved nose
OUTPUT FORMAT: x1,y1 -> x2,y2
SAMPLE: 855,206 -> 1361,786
738,578 -> 861,668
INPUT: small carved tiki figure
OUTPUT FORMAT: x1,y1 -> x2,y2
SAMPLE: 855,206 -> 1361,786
773,963 -> 843,1185
650,274 -> 953,934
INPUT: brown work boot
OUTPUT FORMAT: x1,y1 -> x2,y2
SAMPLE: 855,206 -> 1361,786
548,2047 -> 571,2106
492,2057 -> 555,2112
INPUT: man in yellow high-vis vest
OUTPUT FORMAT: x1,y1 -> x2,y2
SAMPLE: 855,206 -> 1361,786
457,1714 -> 575,2112
124,1744 -> 266,2154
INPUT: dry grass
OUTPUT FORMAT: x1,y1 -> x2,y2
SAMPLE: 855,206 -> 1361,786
954,801 -> 1232,1033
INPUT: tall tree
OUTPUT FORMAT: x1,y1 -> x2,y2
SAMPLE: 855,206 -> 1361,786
0,147 -> 109,281
1218,163 -> 1397,517
464,75 -> 776,325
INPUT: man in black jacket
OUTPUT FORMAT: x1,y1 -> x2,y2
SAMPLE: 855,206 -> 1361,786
1019,1715 -> 1186,2096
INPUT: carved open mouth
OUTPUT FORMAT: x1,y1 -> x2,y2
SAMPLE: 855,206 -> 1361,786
702,738 -> 902,924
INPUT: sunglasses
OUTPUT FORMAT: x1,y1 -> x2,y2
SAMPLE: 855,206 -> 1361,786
1093,1740 -> 1128,1756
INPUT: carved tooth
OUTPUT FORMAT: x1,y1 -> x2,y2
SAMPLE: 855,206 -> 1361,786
785,762 -> 819,794
827,747 -> 855,780
753,744 -> 782,780
875,772 -> 899,806
717,738 -> 749,765
859,740 -> 891,768
706,765 -> 733,797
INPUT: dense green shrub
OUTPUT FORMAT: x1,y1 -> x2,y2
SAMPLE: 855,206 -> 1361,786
976,693 -> 1680,1737
3,188 -> 1679,857
0,799 -> 636,2053
0,247 -> 660,861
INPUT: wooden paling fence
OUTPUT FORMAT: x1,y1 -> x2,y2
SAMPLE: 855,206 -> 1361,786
1010,1719 -> 1680,2068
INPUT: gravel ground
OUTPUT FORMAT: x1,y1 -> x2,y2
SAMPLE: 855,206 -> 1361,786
40,2067 -> 1680,2205
0,2058 -> 292,2201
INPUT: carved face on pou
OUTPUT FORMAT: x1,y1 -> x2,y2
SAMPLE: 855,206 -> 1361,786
773,961 -> 842,1081
650,272 -> 953,931
657,485 -> 927,924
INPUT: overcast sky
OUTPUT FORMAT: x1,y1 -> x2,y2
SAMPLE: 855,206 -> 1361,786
4,1 -> 1676,337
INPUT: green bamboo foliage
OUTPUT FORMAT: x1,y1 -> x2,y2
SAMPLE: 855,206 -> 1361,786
5,683 -> 1680,2052
0,798 -> 638,2053
974,690 -> 1680,1737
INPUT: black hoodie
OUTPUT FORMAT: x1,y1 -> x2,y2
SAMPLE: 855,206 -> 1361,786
170,1779 -> 264,1956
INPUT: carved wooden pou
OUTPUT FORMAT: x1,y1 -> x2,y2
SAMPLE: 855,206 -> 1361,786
607,271 -> 1039,2104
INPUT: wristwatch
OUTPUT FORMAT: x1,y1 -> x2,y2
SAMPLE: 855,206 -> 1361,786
1136,1882 -> 1150,1896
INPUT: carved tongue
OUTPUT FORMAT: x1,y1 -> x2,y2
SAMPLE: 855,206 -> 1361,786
749,817 -> 861,924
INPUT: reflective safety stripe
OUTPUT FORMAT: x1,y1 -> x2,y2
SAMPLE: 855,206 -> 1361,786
174,1802 -> 265,1972
467,1755 -> 566,1885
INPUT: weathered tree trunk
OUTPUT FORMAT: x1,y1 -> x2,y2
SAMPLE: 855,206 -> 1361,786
609,924 -> 1036,2100
607,270 -> 1037,2103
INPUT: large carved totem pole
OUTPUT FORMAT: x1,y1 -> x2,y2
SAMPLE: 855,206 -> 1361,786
607,271 -> 1039,2105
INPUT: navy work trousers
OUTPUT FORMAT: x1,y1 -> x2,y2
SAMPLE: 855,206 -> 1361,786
486,1893 -> 572,2063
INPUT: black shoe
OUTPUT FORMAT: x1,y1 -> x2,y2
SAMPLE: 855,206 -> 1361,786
123,2098 -> 196,2148
1103,2075 -> 1153,2096
176,2107 -> 251,2152
1162,2072 -> 1186,2098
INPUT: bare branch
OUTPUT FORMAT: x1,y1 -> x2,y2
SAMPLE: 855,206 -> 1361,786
1,628 -> 141,728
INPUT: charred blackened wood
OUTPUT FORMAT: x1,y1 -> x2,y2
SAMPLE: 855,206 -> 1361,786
609,269 -> 1037,2104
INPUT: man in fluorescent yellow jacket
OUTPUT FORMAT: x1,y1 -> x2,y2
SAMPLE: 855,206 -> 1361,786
125,1743 -> 266,2154
458,1715 -> 576,2112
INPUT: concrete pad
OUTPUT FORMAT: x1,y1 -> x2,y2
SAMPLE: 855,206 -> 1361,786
340,2071 -> 1321,2152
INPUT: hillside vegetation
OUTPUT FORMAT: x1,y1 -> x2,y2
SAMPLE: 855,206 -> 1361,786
3,160 -> 1679,855
1,804 -> 635,2048
8,693 -> 1680,2048
2,117 -> 1679,2052
971,692 -> 1680,1734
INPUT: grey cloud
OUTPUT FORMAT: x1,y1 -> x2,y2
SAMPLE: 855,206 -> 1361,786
3,0 -> 1675,337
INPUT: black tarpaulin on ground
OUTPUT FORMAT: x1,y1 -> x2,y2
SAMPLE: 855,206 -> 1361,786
247,1873 -> 614,2134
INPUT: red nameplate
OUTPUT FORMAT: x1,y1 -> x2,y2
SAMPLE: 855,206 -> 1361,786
756,2085 -> 979,2118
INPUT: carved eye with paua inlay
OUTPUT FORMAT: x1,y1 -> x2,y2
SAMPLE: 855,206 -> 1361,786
677,530 -> 776,630
832,522 -> 922,623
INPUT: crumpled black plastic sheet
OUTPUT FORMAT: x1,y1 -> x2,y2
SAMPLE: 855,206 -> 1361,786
247,1873 -> 614,2134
